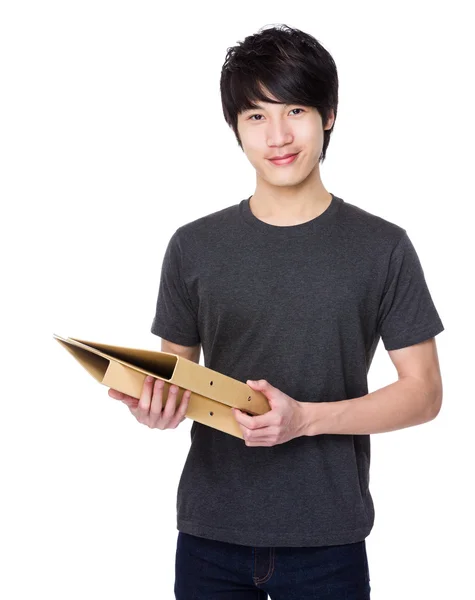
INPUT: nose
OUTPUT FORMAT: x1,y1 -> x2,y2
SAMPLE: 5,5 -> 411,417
266,119 -> 294,148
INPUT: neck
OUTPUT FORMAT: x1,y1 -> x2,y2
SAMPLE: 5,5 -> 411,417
249,167 -> 331,226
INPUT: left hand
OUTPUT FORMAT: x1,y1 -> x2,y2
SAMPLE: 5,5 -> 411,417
232,379 -> 306,446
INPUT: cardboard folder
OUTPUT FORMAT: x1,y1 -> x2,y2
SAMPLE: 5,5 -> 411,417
53,334 -> 271,439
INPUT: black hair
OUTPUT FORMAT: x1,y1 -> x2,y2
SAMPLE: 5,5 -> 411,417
220,24 -> 339,163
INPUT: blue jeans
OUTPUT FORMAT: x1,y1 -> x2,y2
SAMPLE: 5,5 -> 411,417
175,531 -> 371,599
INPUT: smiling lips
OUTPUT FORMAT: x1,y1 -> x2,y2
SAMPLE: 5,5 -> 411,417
268,152 -> 299,165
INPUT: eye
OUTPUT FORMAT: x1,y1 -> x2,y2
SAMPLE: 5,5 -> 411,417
248,108 -> 305,121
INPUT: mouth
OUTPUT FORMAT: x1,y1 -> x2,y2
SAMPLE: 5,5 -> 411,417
267,152 -> 300,166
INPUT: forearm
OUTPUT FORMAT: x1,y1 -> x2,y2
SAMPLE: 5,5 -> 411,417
302,377 -> 442,436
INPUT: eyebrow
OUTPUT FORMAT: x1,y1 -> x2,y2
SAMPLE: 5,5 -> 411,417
243,103 -> 292,113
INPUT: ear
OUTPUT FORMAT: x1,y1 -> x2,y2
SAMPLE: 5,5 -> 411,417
324,108 -> 335,130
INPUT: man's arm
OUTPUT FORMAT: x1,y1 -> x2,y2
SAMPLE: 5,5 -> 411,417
161,338 -> 201,364
301,337 -> 443,436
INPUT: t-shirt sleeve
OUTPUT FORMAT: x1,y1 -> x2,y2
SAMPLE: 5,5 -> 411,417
150,229 -> 201,347
376,231 -> 444,351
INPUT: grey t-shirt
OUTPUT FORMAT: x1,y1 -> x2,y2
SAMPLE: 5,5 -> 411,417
150,193 -> 444,547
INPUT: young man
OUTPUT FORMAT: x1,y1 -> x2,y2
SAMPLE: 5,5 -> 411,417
151,24 -> 444,599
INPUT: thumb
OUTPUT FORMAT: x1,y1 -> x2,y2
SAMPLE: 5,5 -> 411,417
247,379 -> 274,405
247,379 -> 266,387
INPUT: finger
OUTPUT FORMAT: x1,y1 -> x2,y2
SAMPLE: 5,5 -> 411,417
127,400 -> 139,414
134,375 -> 155,420
123,396 -> 139,409
109,388 -> 138,403
161,384 -> 180,424
149,378 -> 165,424
234,408 -> 270,430
169,389 -> 192,428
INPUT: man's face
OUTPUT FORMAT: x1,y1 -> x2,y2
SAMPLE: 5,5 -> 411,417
236,92 -> 333,187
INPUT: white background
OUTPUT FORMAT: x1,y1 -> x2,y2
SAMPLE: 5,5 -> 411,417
1,1 -> 473,598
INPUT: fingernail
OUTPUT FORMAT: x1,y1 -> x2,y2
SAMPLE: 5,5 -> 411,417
146,375 -> 153,382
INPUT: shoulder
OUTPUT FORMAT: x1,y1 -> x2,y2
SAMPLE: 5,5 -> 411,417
175,203 -> 240,241
167,202 -> 241,264
336,195 -> 407,250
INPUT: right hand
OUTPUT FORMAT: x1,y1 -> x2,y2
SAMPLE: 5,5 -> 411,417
108,375 -> 192,429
